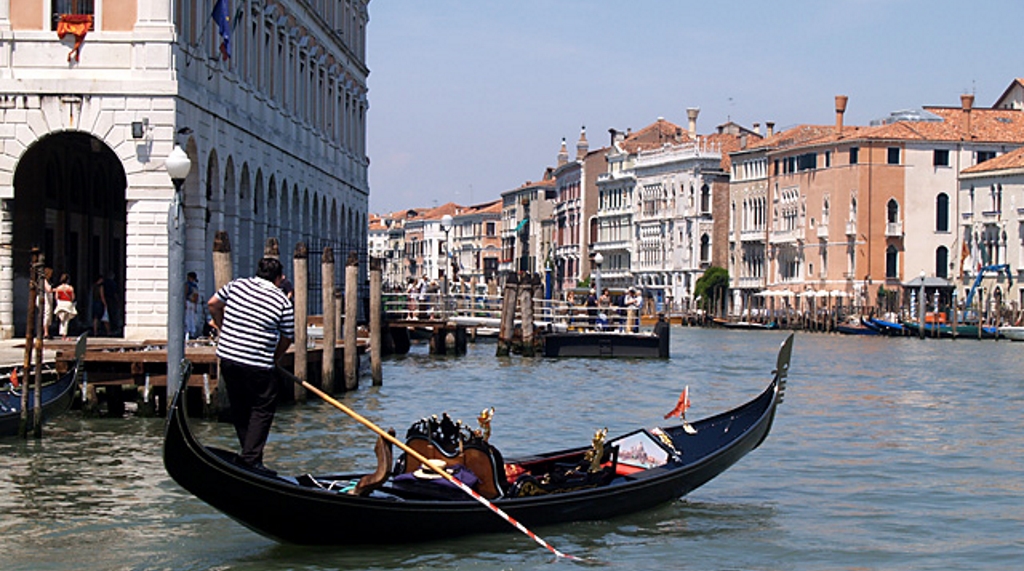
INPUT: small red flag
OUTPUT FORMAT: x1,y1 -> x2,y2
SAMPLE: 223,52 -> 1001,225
664,386 -> 690,420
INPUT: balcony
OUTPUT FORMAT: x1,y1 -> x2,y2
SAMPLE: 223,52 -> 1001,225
740,228 -> 764,242
737,276 -> 764,289
846,220 -> 856,236
816,225 -> 828,239
885,221 -> 903,237
769,228 -> 800,244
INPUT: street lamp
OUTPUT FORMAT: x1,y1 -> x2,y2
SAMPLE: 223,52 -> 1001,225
165,145 -> 191,397
440,214 -> 453,318
594,252 -> 604,295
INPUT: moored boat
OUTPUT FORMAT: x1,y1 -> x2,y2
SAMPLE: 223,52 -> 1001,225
163,334 -> 794,546
999,326 -> 1024,341
0,334 -> 86,437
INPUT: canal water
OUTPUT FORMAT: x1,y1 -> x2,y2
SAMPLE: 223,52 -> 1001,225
1,328 -> 1022,571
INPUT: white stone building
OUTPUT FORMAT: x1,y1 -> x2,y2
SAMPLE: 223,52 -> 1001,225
632,136 -> 723,308
0,0 -> 370,339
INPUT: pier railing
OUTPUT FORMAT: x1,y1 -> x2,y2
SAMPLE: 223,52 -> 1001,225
381,293 -> 644,332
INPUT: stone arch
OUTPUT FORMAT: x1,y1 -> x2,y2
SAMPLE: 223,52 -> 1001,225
222,156 -> 238,276
237,163 -> 253,275
9,131 -> 126,337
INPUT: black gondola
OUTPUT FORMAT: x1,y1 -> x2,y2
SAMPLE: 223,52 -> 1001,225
0,333 -> 87,437
163,334 -> 793,546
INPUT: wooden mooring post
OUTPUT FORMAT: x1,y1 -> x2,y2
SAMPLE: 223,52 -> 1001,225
292,242 -> 309,401
517,273 -> 535,356
344,251 -> 358,390
369,257 -> 383,385
496,272 -> 518,357
321,247 -> 336,393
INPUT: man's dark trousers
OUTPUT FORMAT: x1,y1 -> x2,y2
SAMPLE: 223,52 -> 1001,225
221,359 -> 278,467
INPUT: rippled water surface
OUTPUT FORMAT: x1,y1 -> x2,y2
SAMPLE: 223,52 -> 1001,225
2,328 -> 1022,570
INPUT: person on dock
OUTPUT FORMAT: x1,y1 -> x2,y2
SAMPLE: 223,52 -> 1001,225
207,257 -> 295,477
91,274 -> 110,337
41,267 -> 55,339
185,271 -> 200,339
54,273 -> 76,340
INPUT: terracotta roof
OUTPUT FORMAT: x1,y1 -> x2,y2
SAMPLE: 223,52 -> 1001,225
961,144 -> 1024,174
619,118 -> 689,153
417,202 -> 456,217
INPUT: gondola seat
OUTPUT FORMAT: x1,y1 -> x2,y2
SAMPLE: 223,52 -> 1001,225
353,428 -> 395,496
397,413 -> 507,499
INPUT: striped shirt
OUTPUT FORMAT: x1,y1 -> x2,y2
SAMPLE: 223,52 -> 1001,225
214,276 -> 295,369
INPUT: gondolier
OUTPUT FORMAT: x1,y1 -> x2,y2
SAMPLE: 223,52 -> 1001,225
207,257 -> 295,476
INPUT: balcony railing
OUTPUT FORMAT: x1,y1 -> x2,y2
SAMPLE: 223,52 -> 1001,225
741,228 -> 764,241
769,228 -> 800,244
846,221 -> 856,236
816,225 -> 828,238
885,221 -> 903,237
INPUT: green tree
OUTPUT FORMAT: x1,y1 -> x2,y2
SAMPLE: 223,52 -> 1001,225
694,266 -> 729,315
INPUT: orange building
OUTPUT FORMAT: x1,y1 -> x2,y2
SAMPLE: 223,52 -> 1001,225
730,88 -> 1024,315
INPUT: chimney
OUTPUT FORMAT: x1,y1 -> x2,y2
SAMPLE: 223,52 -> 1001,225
961,94 -> 975,138
835,95 -> 848,135
766,121 -> 775,137
753,122 -> 761,135
686,107 -> 700,137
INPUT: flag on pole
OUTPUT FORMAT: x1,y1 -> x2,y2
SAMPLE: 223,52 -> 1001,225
664,386 -> 691,420
211,0 -> 232,60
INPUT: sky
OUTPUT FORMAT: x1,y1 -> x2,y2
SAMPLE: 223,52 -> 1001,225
365,1 -> 1024,215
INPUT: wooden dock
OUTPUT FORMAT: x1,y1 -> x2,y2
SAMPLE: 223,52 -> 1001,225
47,337 -> 366,418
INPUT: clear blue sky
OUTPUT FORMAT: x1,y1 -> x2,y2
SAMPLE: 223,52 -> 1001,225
366,1 -> 1024,214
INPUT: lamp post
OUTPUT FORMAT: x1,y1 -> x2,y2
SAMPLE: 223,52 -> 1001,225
594,252 -> 604,295
440,214 -> 453,318
165,145 -> 191,397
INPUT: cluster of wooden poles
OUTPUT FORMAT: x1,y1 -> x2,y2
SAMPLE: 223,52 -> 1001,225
16,247 -> 50,438
214,232 -> 385,399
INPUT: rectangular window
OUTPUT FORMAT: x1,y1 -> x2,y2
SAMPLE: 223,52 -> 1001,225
933,149 -> 950,167
824,151 -> 832,168
52,0 -> 95,31
849,147 -> 859,165
486,222 -> 495,237
797,153 -> 816,171
887,147 -> 900,165
977,151 -> 997,164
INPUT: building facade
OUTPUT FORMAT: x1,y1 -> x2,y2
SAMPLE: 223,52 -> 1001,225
728,91 -> 1024,318
0,0 -> 370,339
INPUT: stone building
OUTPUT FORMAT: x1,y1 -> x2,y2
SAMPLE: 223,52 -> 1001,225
0,0 -> 370,339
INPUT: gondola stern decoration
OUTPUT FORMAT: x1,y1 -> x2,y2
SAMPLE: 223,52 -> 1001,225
772,333 -> 795,405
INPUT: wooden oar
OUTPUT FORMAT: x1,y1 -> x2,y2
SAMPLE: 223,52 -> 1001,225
277,367 -> 584,562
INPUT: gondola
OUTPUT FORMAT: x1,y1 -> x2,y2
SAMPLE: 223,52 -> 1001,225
163,334 -> 793,546
0,333 -> 87,437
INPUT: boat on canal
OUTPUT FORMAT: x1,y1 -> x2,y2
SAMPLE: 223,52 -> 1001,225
163,334 -> 793,546
1,333 -> 86,437
998,325 -> 1024,341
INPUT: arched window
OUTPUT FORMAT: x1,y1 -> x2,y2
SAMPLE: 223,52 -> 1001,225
936,193 -> 949,232
935,246 -> 949,279
887,199 -> 899,223
700,184 -> 711,214
700,234 -> 711,264
886,245 -> 898,278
